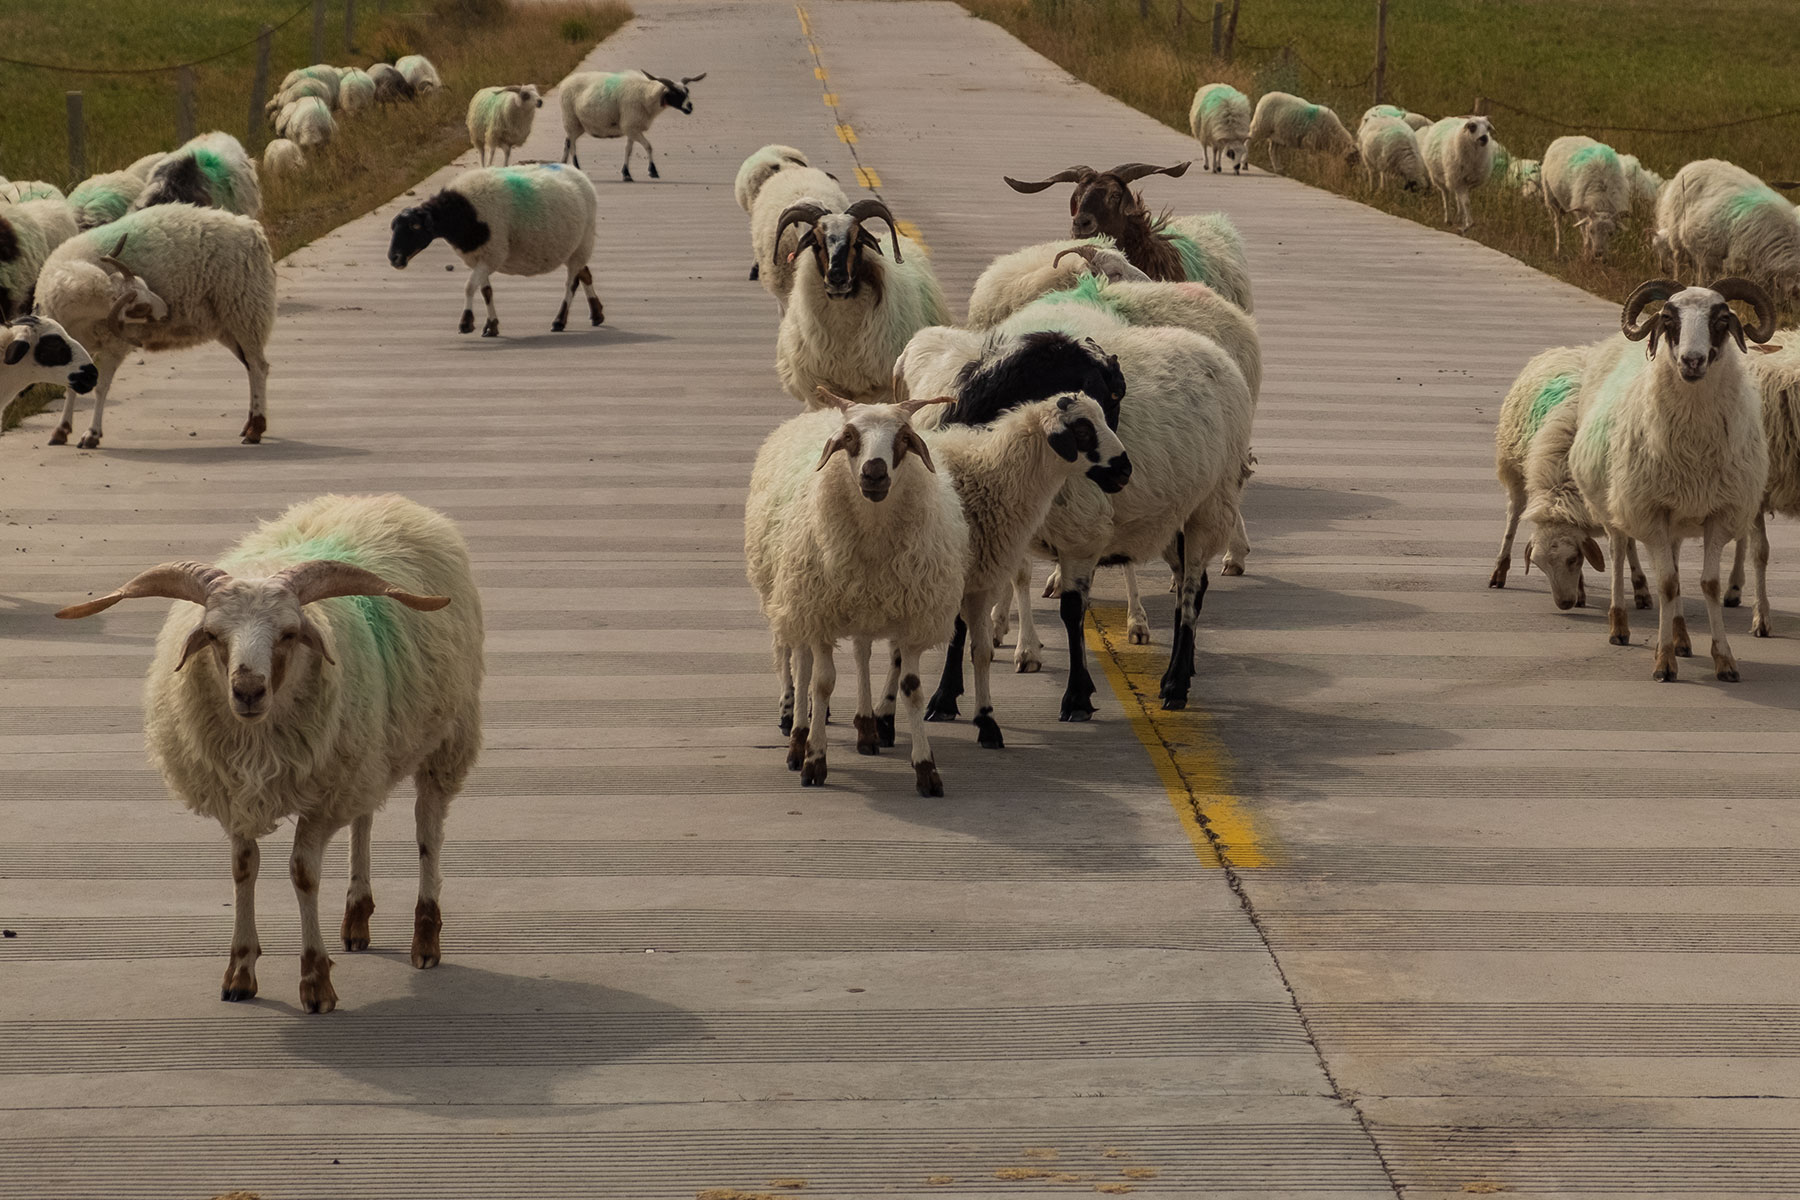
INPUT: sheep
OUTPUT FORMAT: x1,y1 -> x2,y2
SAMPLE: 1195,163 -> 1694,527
559,68 -> 705,181
1486,136 -> 1513,186
55,493 -> 485,1013
467,85 -> 543,167
337,67 -> 376,115
1568,278 -> 1776,681
1736,336 -> 1800,637
1419,115 -> 1495,232
124,153 -> 167,182
735,143 -> 809,214
773,198 -> 950,406
1655,159 -> 1800,301
133,131 -> 262,220
67,170 -> 147,230
744,394 -> 968,795
387,163 -> 602,339
1357,115 -> 1427,192
369,63 -> 416,105
749,164 -> 848,306
0,198 -> 79,321
0,180 -> 66,204
286,96 -> 336,151
964,237 -> 1149,329
0,314 -> 98,408
1363,104 -> 1432,131
1542,135 -> 1632,259
35,208 -> 276,448
1002,163 -> 1254,309
1506,156 -> 1543,201
280,64 -> 342,106
262,138 -> 307,180
266,75 -> 333,123
1189,83 -> 1251,175
395,54 -> 441,94
1619,153 -> 1663,206
1247,92 -> 1359,174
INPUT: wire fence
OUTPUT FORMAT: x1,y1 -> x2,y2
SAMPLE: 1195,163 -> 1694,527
0,2 -> 314,75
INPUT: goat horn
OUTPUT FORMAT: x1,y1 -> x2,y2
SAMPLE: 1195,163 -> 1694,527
680,72 -> 706,84
1709,276 -> 1778,343
845,197 -> 902,263
1620,278 -> 1685,341
1107,161 -> 1191,183
56,561 -> 230,619
276,560 -> 450,611
1003,167 -> 1094,194
815,386 -> 856,412
897,395 -> 956,415
1053,245 -> 1105,272
99,234 -> 134,279
775,201 -> 831,249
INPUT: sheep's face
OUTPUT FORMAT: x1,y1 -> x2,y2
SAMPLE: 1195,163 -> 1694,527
816,405 -> 934,503
804,213 -> 882,301
1528,530 -> 1603,610
1220,141 -> 1248,172
1044,392 -> 1132,493
1576,211 -> 1619,260
1463,117 -> 1492,148
1070,177 -> 1137,240
1,316 -> 98,395
107,269 -> 169,326
178,581 -> 330,724
659,82 -> 694,115
388,207 -> 439,269
1651,289 -> 1742,382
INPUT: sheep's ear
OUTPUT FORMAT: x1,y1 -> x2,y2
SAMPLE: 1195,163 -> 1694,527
1582,538 -> 1605,571
297,614 -> 335,665
173,624 -> 214,672
815,427 -> 858,470
1521,540 -> 1533,575
1724,310 -> 1748,354
894,424 -> 935,473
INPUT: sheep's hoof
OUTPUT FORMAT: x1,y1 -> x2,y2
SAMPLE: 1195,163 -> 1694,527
241,414 -> 266,444
913,760 -> 943,797
481,319 -> 499,338
458,310 -> 475,334
1634,594 -> 1653,610
749,263 -> 760,281
551,317 -> 567,332
924,689 -> 959,722
1714,649 -> 1740,682
1672,618 -> 1692,657
1015,653 -> 1042,674
1127,620 -> 1151,646
220,947 -> 259,1002
1752,607 -> 1772,638
854,714 -> 880,756
800,756 -> 827,787
298,949 -> 337,1013
76,431 -> 101,449
1652,660 -> 1677,683
875,713 -> 896,747
589,298 -> 604,326
621,167 -> 634,182
1724,589 -> 1742,608
411,899 -> 442,969
778,712 -> 794,736
974,711 -> 1004,750
1221,560 -> 1245,577
1059,697 -> 1096,722
47,424 -> 70,446
341,895 -> 374,951
786,728 -> 809,770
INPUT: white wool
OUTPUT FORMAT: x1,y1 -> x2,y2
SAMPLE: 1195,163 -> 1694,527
1541,136 -> 1631,259
1358,116 -> 1427,192
1248,92 -> 1357,173
735,143 -> 810,213
467,85 -> 543,167
1419,115 -> 1495,232
748,165 -> 849,307
1189,83 -> 1251,175
0,198 -> 78,320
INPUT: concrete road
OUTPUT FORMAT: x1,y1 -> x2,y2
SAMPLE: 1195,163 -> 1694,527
2,2 -> 1796,1197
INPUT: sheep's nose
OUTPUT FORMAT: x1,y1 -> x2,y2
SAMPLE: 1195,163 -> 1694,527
1556,598 -> 1576,611
1071,215 -> 1098,236
232,679 -> 267,712
1679,353 -> 1708,380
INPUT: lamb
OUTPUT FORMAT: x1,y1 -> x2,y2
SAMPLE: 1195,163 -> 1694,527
1542,136 -> 1632,259
35,207 -> 276,447
67,170 -> 147,230
0,315 -> 98,407
124,152 -> 166,182
132,131 -> 262,220
262,138 -> 307,180
337,67 -> 376,115
1002,163 -> 1254,309
964,237 -> 1149,329
467,85 -> 543,167
1419,114 -> 1495,232
1189,83 -> 1251,175
395,55 -> 441,94
559,69 -> 706,181
1357,115 -> 1427,192
0,180 -> 66,204
748,164 -> 848,305
735,143 -> 810,213
1567,278 -> 1775,681
369,63 -> 415,105
744,395 -> 968,795
1654,159 -> 1800,301
773,198 -> 950,406
1247,92 -> 1359,174
387,163 -> 602,338
1619,153 -> 1663,206
55,493 -> 485,1013
0,198 -> 79,321
286,96 -> 336,150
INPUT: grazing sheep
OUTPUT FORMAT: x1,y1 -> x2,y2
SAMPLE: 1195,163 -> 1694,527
1247,92 -> 1359,174
745,395 -> 968,795
1420,115 -> 1495,232
1363,104 -> 1431,131
1655,159 -> 1800,301
266,75 -> 332,124
133,131 -> 262,219
559,68 -> 706,181
1568,278 -> 1775,681
0,180 -> 66,204
964,238 -> 1148,329
388,163 -> 602,338
67,170 -> 147,230
1542,136 -> 1632,259
0,314 -> 98,407
1358,116 -> 1427,192
280,64 -> 342,106
124,152 -> 166,183
467,85 -> 543,167
262,138 -> 307,180
736,143 -> 810,214
337,67 -> 376,115
395,55 -> 441,94
36,208 -> 276,447
369,63 -> 415,105
1737,337 -> 1800,637
56,493 -> 485,1013
0,198 -> 79,320
774,199 -> 950,406
749,165 -> 848,306
286,96 -> 336,150
1189,83 -> 1251,175
1507,157 -> 1543,200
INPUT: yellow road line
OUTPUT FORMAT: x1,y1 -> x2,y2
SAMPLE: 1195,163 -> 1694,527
795,3 -> 812,34
835,123 -> 858,144
854,166 -> 882,188
1087,602 -> 1272,869
814,66 -> 829,80
821,93 -> 838,107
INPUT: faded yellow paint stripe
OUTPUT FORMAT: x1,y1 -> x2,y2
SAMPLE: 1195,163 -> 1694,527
821,93 -> 838,107
835,123 -> 858,144
893,218 -> 931,255
795,4 -> 812,34
814,66 -> 829,80
854,166 -> 882,189
1087,602 -> 1272,869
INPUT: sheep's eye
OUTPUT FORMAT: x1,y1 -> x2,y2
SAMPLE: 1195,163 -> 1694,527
278,630 -> 298,643
1566,555 -> 1579,568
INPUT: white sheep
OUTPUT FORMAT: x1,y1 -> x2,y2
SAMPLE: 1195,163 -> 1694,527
735,143 -> 809,214
337,67 -> 376,115
1542,136 -> 1631,259
1419,115 -> 1495,232
132,131 -> 262,220
467,85 -> 543,167
56,493 -> 485,1013
0,197 -> 79,321
1655,159 -> 1800,301
1568,278 -> 1776,681
280,64 -> 342,106
369,63 -> 415,105
1619,153 -> 1663,206
774,199 -> 950,406
964,237 -> 1148,329
36,207 -> 276,447
67,170 -> 147,230
745,395 -> 968,795
1361,104 -> 1431,131
1189,83 -> 1251,174
395,55 -> 441,94
286,96 -> 336,150
1357,115 -> 1427,192
262,138 -> 307,180
1506,156 -> 1543,200
1737,336 -> 1800,637
559,69 -> 705,181
124,152 -> 166,182
750,165 -> 849,307
1248,91 -> 1358,174
0,314 -> 98,408
266,75 -> 332,123
387,163 -> 602,338
0,180 -> 66,204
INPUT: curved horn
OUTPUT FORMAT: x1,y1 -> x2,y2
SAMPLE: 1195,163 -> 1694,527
275,560 -> 450,611
1107,161 -> 1191,184
897,395 -> 956,416
1621,278 -> 1685,341
56,561 -> 229,619
99,234 -> 134,279
680,72 -> 706,84
775,201 -> 831,250
815,386 -> 856,412
1710,276 -> 1777,343
1003,167 -> 1093,194
1053,245 -> 1103,271
845,197 -> 902,262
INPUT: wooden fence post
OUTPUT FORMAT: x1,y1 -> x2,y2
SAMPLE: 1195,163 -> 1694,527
345,0 -> 357,53
177,66 -> 197,143
248,24 -> 273,144
1373,0 -> 1388,103
312,0 -> 326,64
66,92 -> 85,185
1211,1 -> 1223,56
1174,0 -> 1184,28
1223,0 -> 1240,60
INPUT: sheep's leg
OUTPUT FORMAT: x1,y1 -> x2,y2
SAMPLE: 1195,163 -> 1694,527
231,337 -> 269,444
965,592 -> 1003,749
1057,561 -> 1098,722
1439,185 -> 1451,224
852,635 -> 880,755
577,265 -> 603,325
1645,532 -> 1680,681
290,816 -> 337,1014
926,616 -> 966,722
459,266 -> 481,334
875,642 -> 900,747
787,645 -> 814,768
1626,539 -> 1651,608
1750,512 -> 1773,637
553,262 -> 579,332
1457,188 -> 1474,232
1701,519 -> 1739,681
470,265 -> 499,338
222,834 -> 261,1002
1161,532 -> 1209,711
800,641 -> 834,787
411,747 -> 469,971
1012,561 -> 1043,673
1267,142 -> 1282,174
1490,475 -> 1527,587
896,644 -> 943,795
1122,566 -> 1152,646
620,136 -> 635,182
1606,527 -> 1632,646
1668,539 -> 1691,657
63,354 -> 120,449
641,133 -> 659,179
502,146 -> 513,167
777,642 -> 796,736
1726,534 -> 1746,607
1223,509 -> 1250,576
991,579 -> 1014,647
340,813 -> 374,951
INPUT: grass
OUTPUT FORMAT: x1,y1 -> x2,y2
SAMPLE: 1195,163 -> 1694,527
1,0 -> 631,431
956,0 -> 1800,316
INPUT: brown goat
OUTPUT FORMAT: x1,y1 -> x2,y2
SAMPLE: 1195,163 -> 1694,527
1004,162 -> 1193,282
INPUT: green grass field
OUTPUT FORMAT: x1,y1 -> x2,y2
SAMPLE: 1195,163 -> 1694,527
958,0 -> 1799,313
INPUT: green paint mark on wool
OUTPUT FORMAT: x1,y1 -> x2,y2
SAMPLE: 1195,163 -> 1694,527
1040,271 -> 1124,317
1728,186 -> 1788,223
1367,104 -> 1405,120
497,167 -> 544,216
1524,374 -> 1578,438
597,72 -> 628,102
1568,143 -> 1618,172
1165,231 -> 1215,288
251,532 -> 404,674
1199,85 -> 1244,119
